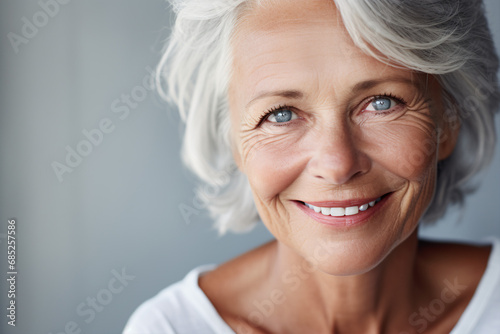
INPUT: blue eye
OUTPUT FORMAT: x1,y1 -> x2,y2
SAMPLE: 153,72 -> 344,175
365,97 -> 396,112
267,108 -> 297,123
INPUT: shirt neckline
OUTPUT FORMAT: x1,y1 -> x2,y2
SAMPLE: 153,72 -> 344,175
186,264 -> 237,333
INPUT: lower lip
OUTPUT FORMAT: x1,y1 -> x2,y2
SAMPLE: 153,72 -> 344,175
295,194 -> 391,228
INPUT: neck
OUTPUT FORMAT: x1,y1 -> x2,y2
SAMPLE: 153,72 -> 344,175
268,230 -> 420,333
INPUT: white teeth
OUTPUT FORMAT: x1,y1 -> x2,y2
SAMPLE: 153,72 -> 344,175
304,196 -> 383,217
345,206 -> 359,216
330,207 -> 345,217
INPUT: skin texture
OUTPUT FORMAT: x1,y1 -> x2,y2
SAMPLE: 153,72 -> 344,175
199,1 -> 490,333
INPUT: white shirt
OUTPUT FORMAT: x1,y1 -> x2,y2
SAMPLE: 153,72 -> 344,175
123,238 -> 500,334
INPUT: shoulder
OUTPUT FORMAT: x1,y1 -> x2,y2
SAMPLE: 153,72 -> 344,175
418,237 -> 500,333
198,240 -> 277,331
122,264 -> 220,334
452,237 -> 500,333
417,237 -> 495,284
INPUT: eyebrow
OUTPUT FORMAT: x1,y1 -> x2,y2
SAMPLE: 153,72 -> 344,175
350,77 -> 418,93
245,90 -> 304,109
245,76 -> 419,110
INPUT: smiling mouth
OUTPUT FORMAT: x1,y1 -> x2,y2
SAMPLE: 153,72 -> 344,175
300,194 -> 388,217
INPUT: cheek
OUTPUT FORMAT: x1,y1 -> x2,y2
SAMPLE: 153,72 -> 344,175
240,130 -> 308,203
363,119 -> 439,227
364,118 -> 438,182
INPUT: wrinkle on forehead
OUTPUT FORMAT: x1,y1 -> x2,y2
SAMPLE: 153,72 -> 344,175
233,0 -> 346,49
229,1 -> 360,109
231,0 -> 349,71
238,0 -> 339,27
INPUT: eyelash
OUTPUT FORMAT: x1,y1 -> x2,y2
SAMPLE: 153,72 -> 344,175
257,104 -> 295,126
365,93 -> 407,115
258,93 -> 408,126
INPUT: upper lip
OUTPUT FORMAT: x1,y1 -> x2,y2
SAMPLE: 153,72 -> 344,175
299,193 -> 389,207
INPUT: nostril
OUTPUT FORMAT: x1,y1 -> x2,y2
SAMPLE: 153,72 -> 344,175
308,152 -> 371,185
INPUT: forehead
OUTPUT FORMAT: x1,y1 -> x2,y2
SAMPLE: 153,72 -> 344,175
232,1 -> 347,78
230,0 -> 415,104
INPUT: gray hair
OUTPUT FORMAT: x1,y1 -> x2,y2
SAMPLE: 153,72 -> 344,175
157,0 -> 500,234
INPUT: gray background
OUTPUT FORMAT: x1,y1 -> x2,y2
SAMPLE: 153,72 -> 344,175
0,1 -> 499,333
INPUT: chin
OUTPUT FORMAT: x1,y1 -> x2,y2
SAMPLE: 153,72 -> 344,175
286,221 -> 419,277
301,239 -> 393,276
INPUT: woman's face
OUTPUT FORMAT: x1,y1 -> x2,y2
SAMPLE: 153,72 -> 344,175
229,0 -> 456,275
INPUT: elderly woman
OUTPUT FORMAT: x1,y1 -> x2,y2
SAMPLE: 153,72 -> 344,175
124,0 -> 500,333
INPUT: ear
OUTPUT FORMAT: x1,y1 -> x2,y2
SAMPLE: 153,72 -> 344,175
231,140 -> 244,172
427,75 -> 460,161
437,106 -> 461,161
228,119 -> 244,172
227,90 -> 245,173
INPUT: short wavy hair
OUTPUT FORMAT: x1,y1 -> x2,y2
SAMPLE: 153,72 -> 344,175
157,0 -> 500,234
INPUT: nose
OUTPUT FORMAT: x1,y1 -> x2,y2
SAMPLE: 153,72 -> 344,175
307,121 -> 371,185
